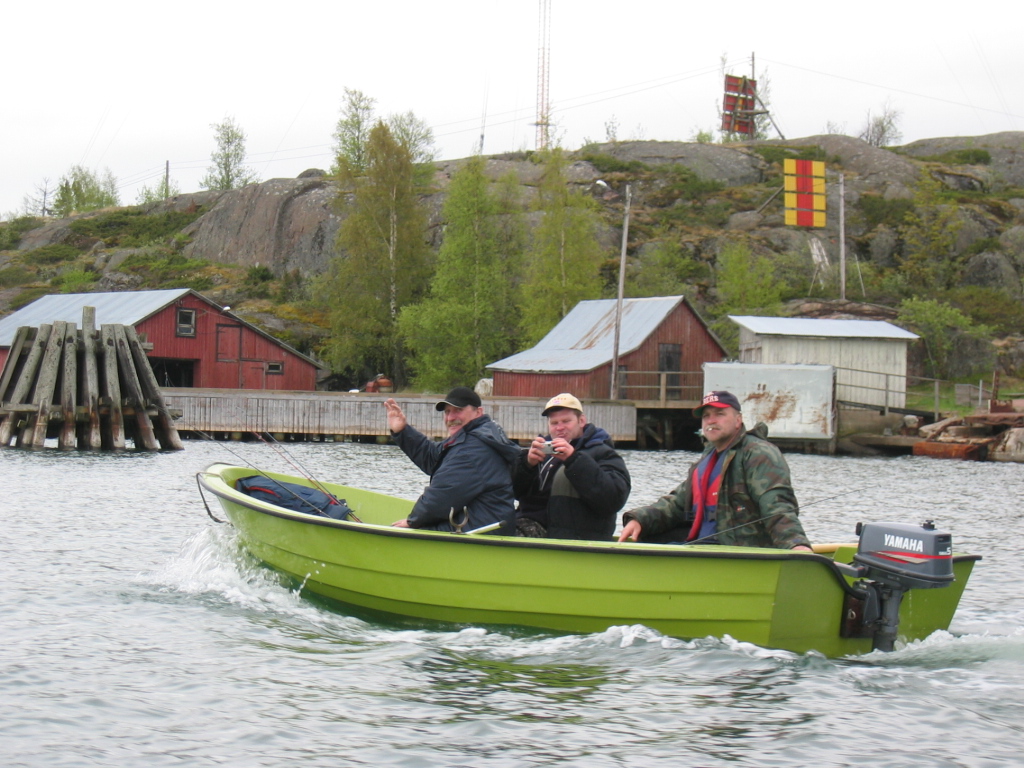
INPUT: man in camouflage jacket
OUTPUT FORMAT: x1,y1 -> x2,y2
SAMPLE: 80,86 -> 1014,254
619,391 -> 812,550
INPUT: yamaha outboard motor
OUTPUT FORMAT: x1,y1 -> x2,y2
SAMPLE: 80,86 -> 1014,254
839,521 -> 954,652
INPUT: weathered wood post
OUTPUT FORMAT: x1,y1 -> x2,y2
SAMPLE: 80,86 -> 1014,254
26,320 -> 67,449
59,322 -> 78,450
79,307 -> 102,450
99,324 -> 126,450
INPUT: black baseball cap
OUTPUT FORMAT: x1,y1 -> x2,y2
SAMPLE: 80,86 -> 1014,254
435,386 -> 482,411
693,390 -> 742,417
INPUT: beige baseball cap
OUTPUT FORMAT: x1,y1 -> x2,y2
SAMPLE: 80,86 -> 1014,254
542,393 -> 583,416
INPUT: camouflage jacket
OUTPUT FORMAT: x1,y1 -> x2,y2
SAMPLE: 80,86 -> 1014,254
622,422 -> 810,549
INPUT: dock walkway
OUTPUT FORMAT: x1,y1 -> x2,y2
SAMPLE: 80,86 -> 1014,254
161,388 -> 637,444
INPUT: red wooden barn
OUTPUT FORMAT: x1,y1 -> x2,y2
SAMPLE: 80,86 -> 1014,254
487,296 -> 726,401
0,289 -> 323,390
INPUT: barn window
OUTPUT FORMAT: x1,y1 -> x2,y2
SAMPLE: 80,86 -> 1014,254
176,308 -> 196,337
267,362 -> 284,375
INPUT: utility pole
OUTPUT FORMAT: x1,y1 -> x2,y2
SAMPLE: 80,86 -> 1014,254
610,184 -> 631,400
164,161 -> 170,199
839,172 -> 846,300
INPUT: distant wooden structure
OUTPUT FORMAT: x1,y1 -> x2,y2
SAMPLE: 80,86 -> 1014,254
0,308 -> 183,451
161,389 -> 637,444
488,296 -> 726,403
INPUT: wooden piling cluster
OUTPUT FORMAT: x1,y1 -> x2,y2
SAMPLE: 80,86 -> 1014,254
0,308 -> 183,451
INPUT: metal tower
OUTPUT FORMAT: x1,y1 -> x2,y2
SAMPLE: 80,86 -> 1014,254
535,0 -> 551,150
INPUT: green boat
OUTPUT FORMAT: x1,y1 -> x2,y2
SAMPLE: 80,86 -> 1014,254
197,462 -> 980,657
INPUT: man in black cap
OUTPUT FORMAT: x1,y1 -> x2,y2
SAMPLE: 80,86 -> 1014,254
384,387 -> 520,533
618,390 -> 812,551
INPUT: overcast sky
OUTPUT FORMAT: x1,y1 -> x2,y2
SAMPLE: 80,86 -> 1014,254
2,0 -> 1019,218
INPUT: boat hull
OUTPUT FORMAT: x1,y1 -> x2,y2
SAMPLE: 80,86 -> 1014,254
198,463 -> 978,656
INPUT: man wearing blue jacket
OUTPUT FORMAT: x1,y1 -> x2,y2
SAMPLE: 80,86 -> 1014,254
513,393 -> 631,541
384,387 -> 520,534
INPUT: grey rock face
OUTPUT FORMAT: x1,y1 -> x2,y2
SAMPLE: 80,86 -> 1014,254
900,132 -> 1024,189
578,141 -> 767,187
181,178 -> 341,276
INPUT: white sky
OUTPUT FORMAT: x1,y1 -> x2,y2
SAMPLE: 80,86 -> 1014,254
2,0 -> 1020,218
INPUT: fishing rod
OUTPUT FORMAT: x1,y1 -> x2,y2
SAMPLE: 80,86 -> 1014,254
162,398 -> 360,524
647,486 -> 865,547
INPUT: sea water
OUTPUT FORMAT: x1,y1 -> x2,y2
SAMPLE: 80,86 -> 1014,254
1,439 -> 1022,767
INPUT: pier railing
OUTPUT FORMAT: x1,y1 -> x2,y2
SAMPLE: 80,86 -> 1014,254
833,366 -> 965,420
615,370 -> 703,406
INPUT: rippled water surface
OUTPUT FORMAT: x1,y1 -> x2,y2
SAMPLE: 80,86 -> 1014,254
2,439 -> 1022,767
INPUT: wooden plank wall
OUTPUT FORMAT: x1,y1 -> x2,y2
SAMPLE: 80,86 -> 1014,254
161,389 -> 638,443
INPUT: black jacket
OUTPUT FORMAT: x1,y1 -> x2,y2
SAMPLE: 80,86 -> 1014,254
392,414 -> 521,534
513,423 -> 631,540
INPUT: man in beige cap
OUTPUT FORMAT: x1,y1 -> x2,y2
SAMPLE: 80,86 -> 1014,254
513,393 -> 631,540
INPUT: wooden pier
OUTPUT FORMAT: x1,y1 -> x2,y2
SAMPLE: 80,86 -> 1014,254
0,309 -> 183,451
161,388 -> 637,444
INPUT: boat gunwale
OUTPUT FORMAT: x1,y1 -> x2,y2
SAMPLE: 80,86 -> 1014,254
198,464 -> 981,599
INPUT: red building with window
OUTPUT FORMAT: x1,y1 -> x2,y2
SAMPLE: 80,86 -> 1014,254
487,296 -> 726,401
0,289 -> 323,390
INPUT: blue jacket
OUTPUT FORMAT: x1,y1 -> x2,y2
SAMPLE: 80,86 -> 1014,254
392,414 -> 520,534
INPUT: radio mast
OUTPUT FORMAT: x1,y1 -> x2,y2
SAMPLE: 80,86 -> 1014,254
535,0 -> 552,150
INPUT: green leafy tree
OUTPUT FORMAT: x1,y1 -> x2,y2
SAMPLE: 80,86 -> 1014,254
629,238 -> 707,298
897,297 -> 992,379
52,166 -> 120,218
136,175 -> 181,204
400,156 -> 519,389
332,90 -> 435,178
331,88 -> 377,175
898,173 -> 963,291
200,117 -> 259,191
519,149 -> 604,345
319,122 -> 430,385
715,241 -> 783,313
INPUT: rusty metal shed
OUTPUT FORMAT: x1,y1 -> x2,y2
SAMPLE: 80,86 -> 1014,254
703,362 -> 836,440
488,296 -> 726,401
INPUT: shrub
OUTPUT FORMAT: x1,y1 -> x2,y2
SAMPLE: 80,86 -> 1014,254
55,269 -> 99,293
578,152 -> 648,174
69,208 -> 204,248
0,216 -> 42,250
918,149 -> 991,165
22,243 -> 83,265
0,266 -> 34,288
246,265 -> 276,284
9,286 -> 50,310
859,195 -> 915,230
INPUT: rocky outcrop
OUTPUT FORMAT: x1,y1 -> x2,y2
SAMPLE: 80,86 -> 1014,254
900,132 -> 1024,189
180,178 -> 341,276
759,134 -> 920,196
579,140 -> 767,187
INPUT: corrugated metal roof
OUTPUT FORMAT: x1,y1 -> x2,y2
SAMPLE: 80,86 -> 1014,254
488,296 -> 685,372
0,289 -> 191,346
729,315 -> 918,340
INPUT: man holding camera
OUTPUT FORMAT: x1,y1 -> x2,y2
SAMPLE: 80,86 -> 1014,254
513,393 -> 631,540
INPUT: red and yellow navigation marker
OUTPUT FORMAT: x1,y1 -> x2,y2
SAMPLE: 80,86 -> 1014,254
784,159 -> 826,227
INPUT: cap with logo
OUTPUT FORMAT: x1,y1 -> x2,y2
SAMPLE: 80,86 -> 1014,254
692,390 -> 742,417
435,386 -> 482,412
542,393 -> 583,416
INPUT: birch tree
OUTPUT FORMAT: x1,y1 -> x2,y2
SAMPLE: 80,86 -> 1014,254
320,122 -> 430,385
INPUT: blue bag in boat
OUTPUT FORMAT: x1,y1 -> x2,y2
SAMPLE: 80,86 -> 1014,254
236,476 -> 355,520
